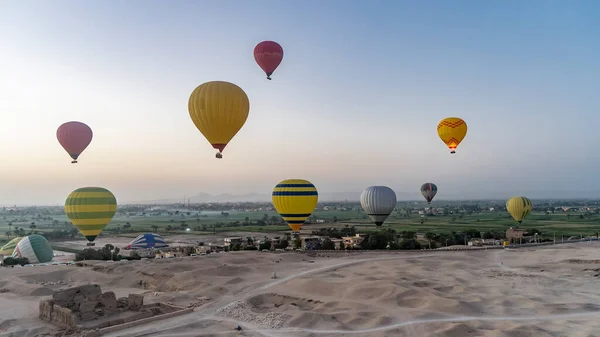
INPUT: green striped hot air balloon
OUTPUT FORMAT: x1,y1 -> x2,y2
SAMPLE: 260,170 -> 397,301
65,187 -> 117,245
12,234 -> 53,264
0,236 -> 22,256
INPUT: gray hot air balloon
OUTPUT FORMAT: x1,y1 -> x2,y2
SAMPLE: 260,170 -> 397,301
360,186 -> 397,226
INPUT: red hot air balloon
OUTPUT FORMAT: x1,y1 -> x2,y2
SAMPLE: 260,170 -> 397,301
56,121 -> 93,164
254,41 -> 284,80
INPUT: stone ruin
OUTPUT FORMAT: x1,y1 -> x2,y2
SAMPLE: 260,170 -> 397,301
39,284 -> 194,335
39,284 -> 144,328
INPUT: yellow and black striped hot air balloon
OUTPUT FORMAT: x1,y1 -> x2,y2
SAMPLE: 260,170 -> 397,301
437,117 -> 468,154
65,187 -> 117,246
506,196 -> 533,224
272,179 -> 318,232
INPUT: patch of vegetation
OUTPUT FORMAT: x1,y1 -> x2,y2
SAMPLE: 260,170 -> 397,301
2,256 -> 30,266
75,245 -> 119,261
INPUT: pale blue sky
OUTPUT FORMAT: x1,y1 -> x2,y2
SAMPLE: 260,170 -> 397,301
0,0 -> 598,204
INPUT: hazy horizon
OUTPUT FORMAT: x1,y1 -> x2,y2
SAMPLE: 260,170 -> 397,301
4,189 -> 600,207
0,1 -> 598,205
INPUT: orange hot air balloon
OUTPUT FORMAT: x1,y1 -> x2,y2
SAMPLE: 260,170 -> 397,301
437,117 -> 467,154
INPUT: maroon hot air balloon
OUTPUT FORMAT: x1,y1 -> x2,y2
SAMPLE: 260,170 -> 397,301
253,41 -> 284,80
56,121 -> 93,164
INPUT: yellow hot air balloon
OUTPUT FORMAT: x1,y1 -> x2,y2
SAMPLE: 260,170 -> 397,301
272,179 -> 318,232
188,81 -> 250,159
506,196 -> 533,224
65,187 -> 117,246
437,117 -> 467,154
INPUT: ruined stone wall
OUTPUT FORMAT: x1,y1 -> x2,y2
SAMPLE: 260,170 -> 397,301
39,300 -> 77,328
39,284 -> 144,327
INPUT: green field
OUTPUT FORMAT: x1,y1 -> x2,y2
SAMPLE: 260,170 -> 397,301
0,203 -> 599,246
344,211 -> 600,238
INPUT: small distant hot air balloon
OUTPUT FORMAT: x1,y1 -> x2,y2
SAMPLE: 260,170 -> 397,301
65,187 -> 117,246
56,121 -> 93,163
254,41 -> 284,80
272,179 -> 318,232
506,196 -> 533,224
360,186 -> 397,226
188,81 -> 250,159
437,117 -> 467,154
420,183 -> 438,204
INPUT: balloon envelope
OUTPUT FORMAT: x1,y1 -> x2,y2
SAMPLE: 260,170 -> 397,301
12,234 -> 53,264
188,81 -> 250,157
254,41 -> 284,80
127,233 -> 168,249
506,196 -> 533,224
420,183 -> 438,203
65,187 -> 117,242
360,186 -> 397,226
437,117 -> 467,154
0,237 -> 22,256
56,121 -> 93,163
272,179 -> 318,232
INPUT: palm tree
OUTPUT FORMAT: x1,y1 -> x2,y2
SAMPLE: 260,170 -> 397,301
424,232 -> 436,249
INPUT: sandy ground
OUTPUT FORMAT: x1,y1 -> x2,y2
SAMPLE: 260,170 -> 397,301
2,243 -> 600,337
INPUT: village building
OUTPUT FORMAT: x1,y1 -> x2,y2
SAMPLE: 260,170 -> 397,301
342,233 -> 367,249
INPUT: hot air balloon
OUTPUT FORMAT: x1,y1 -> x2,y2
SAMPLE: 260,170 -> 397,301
127,233 -> 169,250
437,117 -> 467,154
65,187 -> 117,246
56,121 -> 93,163
0,237 -> 22,256
12,234 -> 53,264
188,81 -> 250,159
420,183 -> 438,204
254,41 -> 284,80
360,186 -> 397,226
272,179 -> 318,232
506,196 -> 533,224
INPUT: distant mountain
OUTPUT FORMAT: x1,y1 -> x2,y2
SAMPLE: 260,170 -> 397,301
130,190 -> 417,204
125,189 -> 600,204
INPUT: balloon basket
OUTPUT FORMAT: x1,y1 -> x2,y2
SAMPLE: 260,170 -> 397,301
71,160 -> 78,164
87,242 -> 95,246
215,153 -> 223,159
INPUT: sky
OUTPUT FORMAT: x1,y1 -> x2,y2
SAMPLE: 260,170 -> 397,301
0,0 -> 598,205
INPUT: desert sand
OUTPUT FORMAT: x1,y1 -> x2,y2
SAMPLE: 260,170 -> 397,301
2,243 -> 600,337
